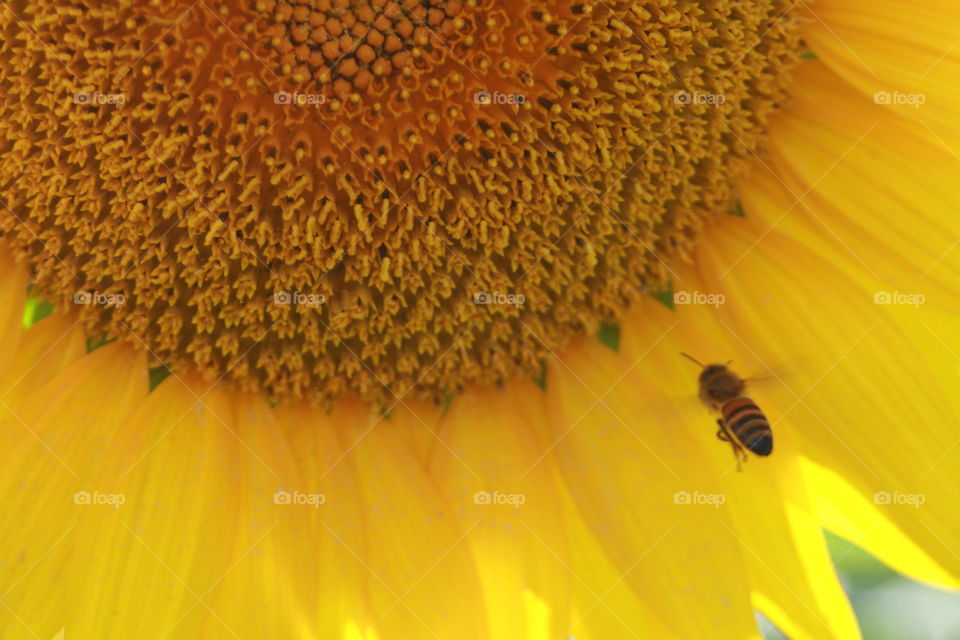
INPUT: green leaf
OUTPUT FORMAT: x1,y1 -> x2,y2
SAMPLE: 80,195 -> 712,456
441,392 -> 455,415
532,360 -> 547,390
148,364 -> 173,391
85,335 -> 115,353
597,323 -> 620,352
800,51 -> 819,60
651,281 -> 675,310
22,296 -> 54,328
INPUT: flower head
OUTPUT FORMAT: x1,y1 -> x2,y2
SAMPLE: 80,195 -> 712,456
1,0 -> 959,638
1,0 -> 798,402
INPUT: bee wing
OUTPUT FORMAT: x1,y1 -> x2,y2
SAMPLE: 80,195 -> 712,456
742,372 -> 782,386
738,360 -> 807,427
742,366 -> 802,395
637,392 -> 704,420
736,353 -> 801,391
673,392 -> 703,411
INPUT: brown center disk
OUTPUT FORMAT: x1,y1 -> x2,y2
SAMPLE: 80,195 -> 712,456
0,0 -> 801,404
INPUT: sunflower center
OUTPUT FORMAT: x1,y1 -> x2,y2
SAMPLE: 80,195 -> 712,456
0,0 -> 800,403
271,0 -> 463,92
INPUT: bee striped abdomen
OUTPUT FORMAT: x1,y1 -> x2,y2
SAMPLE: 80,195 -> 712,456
722,397 -> 773,456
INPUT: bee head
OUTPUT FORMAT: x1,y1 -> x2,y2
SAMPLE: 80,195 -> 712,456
698,364 -> 745,408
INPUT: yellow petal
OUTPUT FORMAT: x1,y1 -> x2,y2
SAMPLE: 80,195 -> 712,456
430,381 -> 571,640
395,398 -> 446,466
800,0 -> 960,141
1,311 -> 86,415
341,403 -> 491,639
62,373 -> 245,636
542,303 -> 761,638
0,343 -> 147,638
200,397 -> 375,638
0,250 -> 27,389
756,62 -> 960,302
638,301 -> 861,639
560,492 -> 676,640
695,169 -> 960,587
800,455 -> 957,588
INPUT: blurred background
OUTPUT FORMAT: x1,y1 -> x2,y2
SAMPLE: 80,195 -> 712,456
759,532 -> 960,639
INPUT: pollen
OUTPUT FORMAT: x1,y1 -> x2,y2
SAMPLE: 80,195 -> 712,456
0,1 -> 801,403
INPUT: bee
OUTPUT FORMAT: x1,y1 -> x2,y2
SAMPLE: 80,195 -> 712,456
681,353 -> 773,471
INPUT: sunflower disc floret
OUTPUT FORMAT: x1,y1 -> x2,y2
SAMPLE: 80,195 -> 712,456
0,0 -> 800,402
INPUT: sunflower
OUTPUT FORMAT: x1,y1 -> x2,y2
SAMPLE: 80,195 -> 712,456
0,0 -> 958,637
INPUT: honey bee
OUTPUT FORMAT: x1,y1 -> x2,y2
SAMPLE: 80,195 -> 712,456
681,353 -> 773,471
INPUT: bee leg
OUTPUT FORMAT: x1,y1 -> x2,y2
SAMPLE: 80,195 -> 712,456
716,419 -> 746,472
